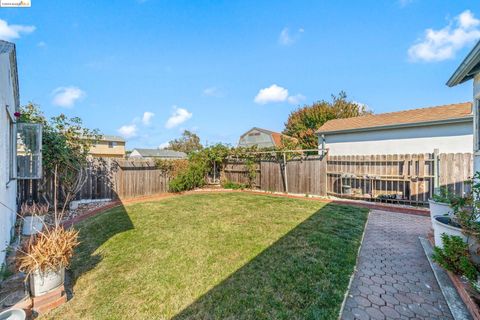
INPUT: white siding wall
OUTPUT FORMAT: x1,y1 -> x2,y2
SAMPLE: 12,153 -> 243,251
321,122 -> 473,156
0,52 -> 17,267
473,74 -> 480,172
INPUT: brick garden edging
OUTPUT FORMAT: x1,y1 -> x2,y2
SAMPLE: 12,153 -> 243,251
62,189 -> 429,228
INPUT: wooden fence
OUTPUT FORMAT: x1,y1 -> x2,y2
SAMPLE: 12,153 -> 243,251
326,152 -> 472,205
17,158 -> 171,204
223,156 -> 327,196
222,152 -> 473,206
18,152 -> 474,207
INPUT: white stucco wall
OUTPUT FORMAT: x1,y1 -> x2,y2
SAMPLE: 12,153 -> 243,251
321,121 -> 473,156
0,51 -> 18,268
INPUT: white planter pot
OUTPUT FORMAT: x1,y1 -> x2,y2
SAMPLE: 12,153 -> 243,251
22,215 -> 45,236
432,216 -> 468,248
29,267 -> 65,297
0,309 -> 26,320
428,199 -> 453,224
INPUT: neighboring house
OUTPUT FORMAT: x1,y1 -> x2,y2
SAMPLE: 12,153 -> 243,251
316,103 -> 473,155
129,148 -> 187,159
0,41 -> 21,268
238,127 -> 297,148
88,135 -> 126,158
447,41 -> 480,172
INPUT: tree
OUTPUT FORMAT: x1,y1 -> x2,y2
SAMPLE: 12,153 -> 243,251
18,103 -> 100,210
283,91 -> 372,149
167,130 -> 203,154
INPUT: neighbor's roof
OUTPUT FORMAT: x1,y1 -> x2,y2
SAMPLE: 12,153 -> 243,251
131,148 -> 187,158
447,41 -> 480,87
240,127 -> 297,147
316,102 -> 473,134
101,135 -> 125,142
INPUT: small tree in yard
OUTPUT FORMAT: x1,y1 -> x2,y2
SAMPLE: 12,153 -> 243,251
166,130 -> 203,154
19,103 -> 100,213
283,91 -> 371,149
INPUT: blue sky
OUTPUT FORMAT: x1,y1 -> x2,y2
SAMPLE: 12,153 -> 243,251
1,0 -> 480,149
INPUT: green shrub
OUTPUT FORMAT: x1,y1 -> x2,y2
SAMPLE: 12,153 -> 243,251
432,234 -> 478,282
168,162 -> 207,192
222,181 -> 246,190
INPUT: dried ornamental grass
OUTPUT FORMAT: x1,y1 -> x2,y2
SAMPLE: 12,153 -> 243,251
17,226 -> 79,274
19,202 -> 49,217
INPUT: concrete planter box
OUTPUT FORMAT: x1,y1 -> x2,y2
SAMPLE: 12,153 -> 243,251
22,215 -> 45,236
428,199 -> 453,224
29,267 -> 65,297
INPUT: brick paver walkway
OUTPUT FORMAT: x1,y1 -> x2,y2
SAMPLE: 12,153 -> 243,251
341,210 -> 453,319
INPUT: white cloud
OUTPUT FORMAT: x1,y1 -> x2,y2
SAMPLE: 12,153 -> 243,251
158,142 -> 170,149
278,27 -> 304,46
203,86 -> 223,97
52,86 -> 85,108
117,124 -> 137,138
254,84 -> 289,104
0,19 -> 35,41
408,10 -> 480,62
287,94 -> 306,105
142,111 -> 155,125
254,84 -> 304,105
165,106 -> 192,129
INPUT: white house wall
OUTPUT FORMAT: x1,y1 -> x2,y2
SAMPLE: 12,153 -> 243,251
0,52 -> 17,267
321,122 -> 473,155
474,74 -> 480,172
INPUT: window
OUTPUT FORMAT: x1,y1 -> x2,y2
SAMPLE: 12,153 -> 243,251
108,141 -> 117,148
16,123 -> 42,179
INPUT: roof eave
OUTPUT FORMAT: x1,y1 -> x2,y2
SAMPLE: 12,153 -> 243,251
316,116 -> 473,135
447,41 -> 480,87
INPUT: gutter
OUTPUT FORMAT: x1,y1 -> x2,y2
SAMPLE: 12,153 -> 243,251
316,116 -> 473,135
447,41 -> 480,87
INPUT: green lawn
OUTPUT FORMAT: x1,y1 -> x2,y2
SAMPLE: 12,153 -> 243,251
46,193 -> 368,320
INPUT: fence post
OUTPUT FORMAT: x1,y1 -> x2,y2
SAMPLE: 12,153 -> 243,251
433,148 -> 440,195
283,152 -> 288,193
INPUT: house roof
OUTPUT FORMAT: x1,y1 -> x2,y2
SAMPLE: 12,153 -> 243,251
316,102 -> 473,135
240,127 -> 297,147
447,41 -> 480,87
0,40 -> 19,111
131,148 -> 187,158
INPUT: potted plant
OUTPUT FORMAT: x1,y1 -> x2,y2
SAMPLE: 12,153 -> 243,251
429,187 -> 454,224
20,203 -> 49,236
16,225 -> 79,296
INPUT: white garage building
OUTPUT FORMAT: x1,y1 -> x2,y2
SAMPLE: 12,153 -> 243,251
316,103 -> 473,156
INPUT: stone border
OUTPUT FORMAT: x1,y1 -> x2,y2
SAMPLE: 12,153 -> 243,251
419,237 -> 473,320
337,210 -> 371,320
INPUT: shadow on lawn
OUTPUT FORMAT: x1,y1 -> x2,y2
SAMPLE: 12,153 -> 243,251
172,203 -> 367,320
66,203 -> 134,290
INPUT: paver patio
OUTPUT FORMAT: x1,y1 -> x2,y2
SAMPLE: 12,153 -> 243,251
341,210 -> 453,320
